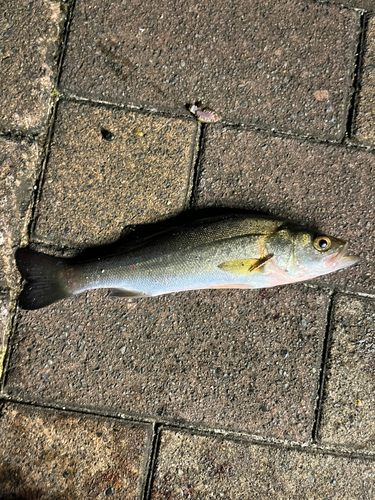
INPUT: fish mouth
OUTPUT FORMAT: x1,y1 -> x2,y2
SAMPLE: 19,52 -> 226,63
324,241 -> 359,270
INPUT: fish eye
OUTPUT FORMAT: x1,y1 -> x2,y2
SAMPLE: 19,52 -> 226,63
313,236 -> 331,252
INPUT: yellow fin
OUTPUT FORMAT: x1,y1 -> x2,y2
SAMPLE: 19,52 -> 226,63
218,255 -> 274,275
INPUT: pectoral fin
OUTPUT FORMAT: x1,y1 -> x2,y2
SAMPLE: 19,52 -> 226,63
109,289 -> 150,298
218,254 -> 274,275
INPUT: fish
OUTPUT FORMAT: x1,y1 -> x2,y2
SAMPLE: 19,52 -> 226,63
15,214 -> 359,310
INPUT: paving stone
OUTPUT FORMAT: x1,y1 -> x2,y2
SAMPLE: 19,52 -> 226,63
33,99 -> 197,248
353,16 -> 375,147
59,0 -> 360,141
196,126 -> 375,293
0,0 -> 66,134
151,430 -> 375,499
0,401 -> 151,499
0,137 -> 39,288
319,294 -> 375,451
7,286 -> 328,442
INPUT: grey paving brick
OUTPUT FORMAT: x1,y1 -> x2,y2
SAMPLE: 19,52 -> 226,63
151,430 -> 375,499
0,137 -> 39,288
196,126 -> 374,293
0,402 -> 151,500
353,16 -> 375,147
59,0 -> 360,141
319,294 -> 375,452
7,286 -> 328,442
0,0 -> 66,134
33,100 -> 197,248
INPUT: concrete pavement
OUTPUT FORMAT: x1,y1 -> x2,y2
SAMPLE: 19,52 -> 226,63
0,0 -> 374,498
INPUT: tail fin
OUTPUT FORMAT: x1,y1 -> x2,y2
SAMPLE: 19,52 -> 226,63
15,248 -> 73,310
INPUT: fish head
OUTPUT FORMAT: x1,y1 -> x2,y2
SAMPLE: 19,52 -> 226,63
266,223 -> 359,282
290,227 -> 359,280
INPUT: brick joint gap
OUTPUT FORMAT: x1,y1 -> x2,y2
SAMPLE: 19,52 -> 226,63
345,11 -> 369,141
27,100 -> 60,239
189,124 -> 207,209
56,0 -> 77,88
24,0 -> 78,239
142,423 -> 163,500
312,292 -> 336,443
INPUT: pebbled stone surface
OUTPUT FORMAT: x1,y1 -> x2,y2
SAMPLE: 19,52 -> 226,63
0,0 -> 66,134
59,0 -> 360,141
353,16 -> 375,147
151,430 -> 375,499
33,99 -> 197,248
7,286 -> 328,442
0,401 -> 151,500
319,294 -> 375,451
196,126 -> 375,293
0,137 -> 39,288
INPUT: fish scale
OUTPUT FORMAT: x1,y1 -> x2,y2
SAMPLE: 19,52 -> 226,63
75,233 -> 268,295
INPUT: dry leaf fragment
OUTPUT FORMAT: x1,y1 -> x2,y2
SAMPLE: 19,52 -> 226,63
313,90 -> 329,101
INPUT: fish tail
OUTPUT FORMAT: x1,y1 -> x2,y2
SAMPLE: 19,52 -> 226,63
15,248 -> 73,310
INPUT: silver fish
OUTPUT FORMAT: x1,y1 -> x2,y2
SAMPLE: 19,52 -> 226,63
16,214 -> 358,310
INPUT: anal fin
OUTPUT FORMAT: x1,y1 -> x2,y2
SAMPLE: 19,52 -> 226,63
206,284 -> 253,289
109,289 -> 150,298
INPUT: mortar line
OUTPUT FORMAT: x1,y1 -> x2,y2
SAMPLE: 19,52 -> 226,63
312,291 -> 336,443
26,100 -> 60,238
138,421 -> 157,500
184,120 -> 201,210
345,10 -> 368,140
3,89 -> 375,153
63,93 -> 375,153
25,0 -> 77,239
188,122 -> 207,209
2,394 -> 375,462
142,423 -> 162,500
55,0 -> 77,88
139,422 -> 375,463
